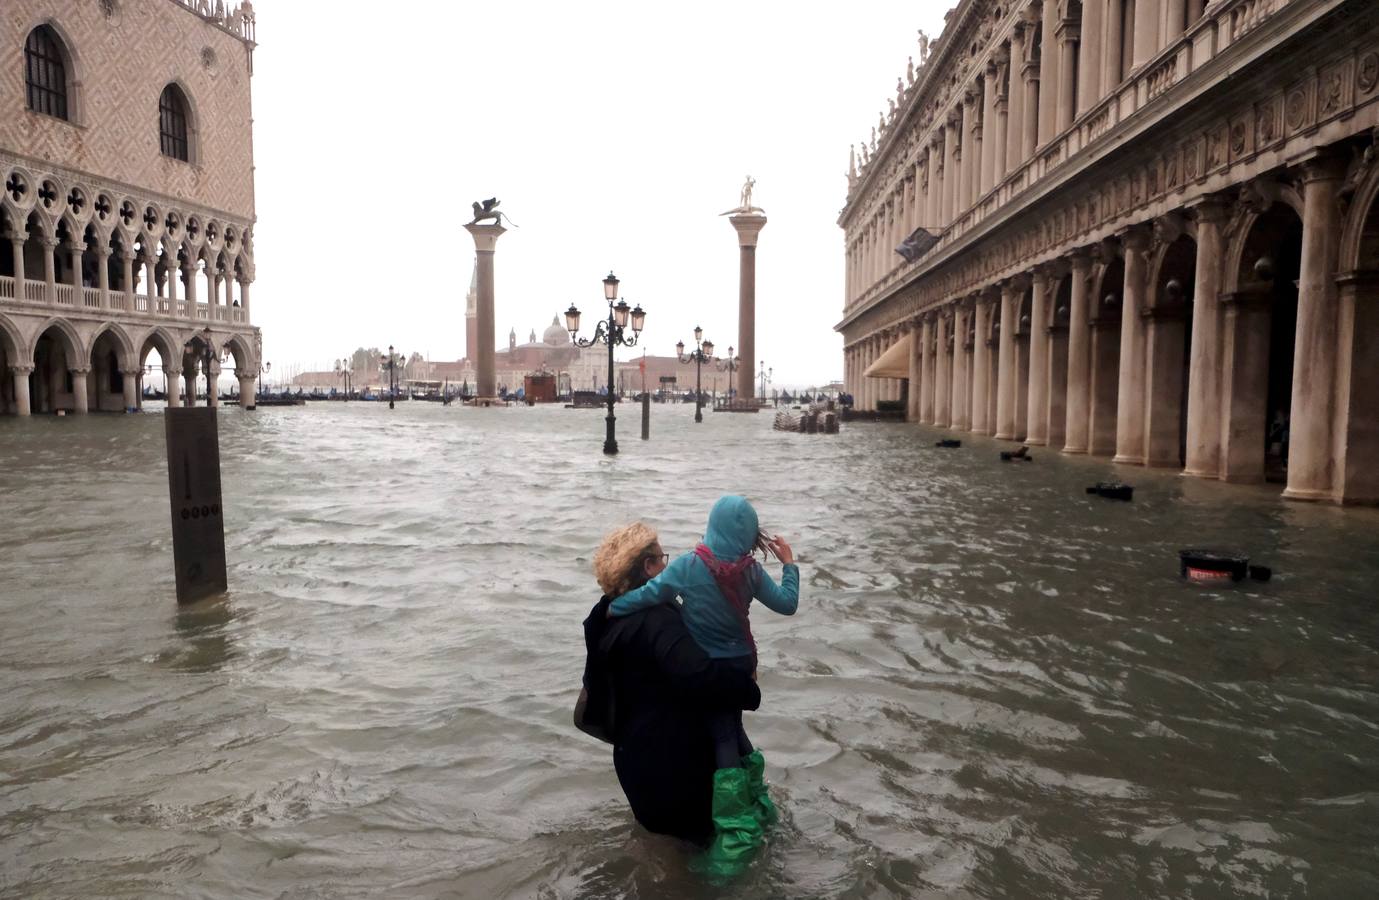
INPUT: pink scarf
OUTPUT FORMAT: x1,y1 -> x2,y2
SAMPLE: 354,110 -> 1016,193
694,543 -> 757,657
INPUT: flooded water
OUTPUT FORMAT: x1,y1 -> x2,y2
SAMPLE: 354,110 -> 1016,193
2,402 -> 1378,899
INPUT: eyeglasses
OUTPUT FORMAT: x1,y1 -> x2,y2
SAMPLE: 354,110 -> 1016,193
644,553 -> 669,566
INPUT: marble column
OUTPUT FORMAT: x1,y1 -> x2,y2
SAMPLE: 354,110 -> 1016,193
183,364 -> 198,407
980,70 -> 998,196
729,213 -> 766,401
5,233 -> 24,301
972,299 -> 993,434
1007,26 -> 1027,170
993,90 -> 1010,187
11,366 -> 32,416
1077,0 -> 1105,115
1103,0 -> 1126,90
1218,290 -> 1269,482
964,92 -> 981,210
925,143 -> 940,227
1133,0 -> 1161,68
1048,309 -> 1070,450
183,262 -> 198,313
238,374 -> 256,409
122,370 -> 138,412
1022,58 -> 1041,162
1014,324 -> 1030,441
1026,271 -> 1052,444
1284,155 -> 1346,501
1089,307 -> 1120,457
1333,272 -> 1379,503
1164,0 -> 1187,45
463,222 -> 507,401
120,251 -> 134,312
164,368 -> 181,408
1038,0 -> 1062,145
1114,228 -> 1149,464
71,367 -> 89,414
206,363 -> 219,408
935,315 -> 951,427
1056,23 -> 1081,133
953,304 -> 971,430
1063,251 -> 1092,453
945,120 -> 961,224
907,324 -> 922,422
996,282 -> 1021,439
95,246 -> 110,309
1183,199 -> 1227,477
920,316 -> 935,423
42,237 -> 58,301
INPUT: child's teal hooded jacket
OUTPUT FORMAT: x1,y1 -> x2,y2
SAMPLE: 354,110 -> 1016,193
609,496 -> 799,659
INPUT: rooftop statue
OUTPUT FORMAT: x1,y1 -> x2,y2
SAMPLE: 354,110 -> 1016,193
918,29 -> 931,63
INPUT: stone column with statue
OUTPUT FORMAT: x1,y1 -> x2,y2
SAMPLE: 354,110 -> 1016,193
464,198 -> 511,405
722,177 -> 766,403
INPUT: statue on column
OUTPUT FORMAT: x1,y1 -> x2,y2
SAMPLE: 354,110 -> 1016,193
918,30 -> 931,63
721,176 -> 764,215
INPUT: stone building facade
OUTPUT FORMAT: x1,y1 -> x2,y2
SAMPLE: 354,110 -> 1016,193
839,0 -> 1379,504
0,0 -> 259,414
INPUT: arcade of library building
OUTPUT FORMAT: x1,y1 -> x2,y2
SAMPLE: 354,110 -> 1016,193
0,0 -> 260,414
839,0 -> 1379,504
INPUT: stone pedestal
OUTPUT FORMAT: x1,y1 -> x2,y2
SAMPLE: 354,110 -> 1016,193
463,222 -> 507,403
728,214 -> 766,402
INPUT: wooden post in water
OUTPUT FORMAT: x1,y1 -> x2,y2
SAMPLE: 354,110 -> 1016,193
164,407 -> 228,603
641,393 -> 650,440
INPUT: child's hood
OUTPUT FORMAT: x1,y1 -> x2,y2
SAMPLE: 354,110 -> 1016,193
702,495 -> 759,560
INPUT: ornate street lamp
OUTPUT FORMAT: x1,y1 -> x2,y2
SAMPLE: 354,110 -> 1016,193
380,344 -> 402,410
565,270 -> 645,455
758,360 -> 772,399
676,325 -> 714,423
183,325 -> 214,405
334,357 -> 353,401
713,345 -> 739,407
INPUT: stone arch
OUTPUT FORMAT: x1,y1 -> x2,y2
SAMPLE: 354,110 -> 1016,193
220,332 -> 256,373
1339,157 -> 1379,272
29,315 -> 84,366
137,325 -> 179,369
0,311 -> 27,364
87,321 -> 136,371
21,18 -> 85,125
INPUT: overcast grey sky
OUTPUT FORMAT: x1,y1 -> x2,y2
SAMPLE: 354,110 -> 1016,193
250,2 -> 950,387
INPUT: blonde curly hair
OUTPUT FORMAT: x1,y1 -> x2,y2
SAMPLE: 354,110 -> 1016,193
594,522 -> 660,597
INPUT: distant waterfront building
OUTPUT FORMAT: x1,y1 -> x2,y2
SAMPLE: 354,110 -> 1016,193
0,0 -> 260,414
840,0 -> 1379,503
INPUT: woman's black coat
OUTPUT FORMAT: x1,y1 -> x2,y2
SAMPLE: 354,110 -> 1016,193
581,595 -> 761,843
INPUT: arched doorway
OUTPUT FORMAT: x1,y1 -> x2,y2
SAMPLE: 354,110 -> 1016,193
139,328 -> 179,408
89,325 -> 132,411
1221,205 -> 1303,483
1145,234 -> 1197,467
31,320 -> 82,414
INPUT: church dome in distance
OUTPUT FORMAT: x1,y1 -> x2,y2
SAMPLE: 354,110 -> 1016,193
544,316 -> 571,345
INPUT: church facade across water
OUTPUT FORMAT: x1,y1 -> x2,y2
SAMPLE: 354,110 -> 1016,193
840,0 -> 1379,504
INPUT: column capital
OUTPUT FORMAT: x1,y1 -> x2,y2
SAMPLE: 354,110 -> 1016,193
9,364 -> 35,375
69,366 -> 91,376
728,213 -> 768,247
3,229 -> 23,244
1290,149 -> 1347,184
1187,194 -> 1232,224
163,367 -> 180,378
463,222 -> 507,253
40,237 -> 60,250
1004,273 -> 1033,294
1118,223 -> 1153,253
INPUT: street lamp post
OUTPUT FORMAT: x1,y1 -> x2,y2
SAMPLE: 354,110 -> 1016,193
380,345 -> 401,410
565,271 -> 645,455
184,325 -> 215,406
675,326 -> 714,424
758,361 -> 772,399
713,345 -> 739,409
334,358 -> 352,401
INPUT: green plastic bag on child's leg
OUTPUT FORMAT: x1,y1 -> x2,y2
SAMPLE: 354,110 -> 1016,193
741,749 -> 778,827
692,767 -> 763,879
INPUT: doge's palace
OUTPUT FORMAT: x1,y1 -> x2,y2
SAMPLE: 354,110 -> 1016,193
840,0 -> 1379,504
0,0 -> 259,414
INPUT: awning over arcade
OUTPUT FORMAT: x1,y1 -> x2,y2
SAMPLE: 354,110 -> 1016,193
863,334 -> 912,379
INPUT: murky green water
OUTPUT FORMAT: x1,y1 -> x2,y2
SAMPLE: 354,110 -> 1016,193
2,403 -> 1378,898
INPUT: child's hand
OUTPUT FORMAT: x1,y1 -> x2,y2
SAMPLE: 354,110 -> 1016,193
766,535 -> 794,565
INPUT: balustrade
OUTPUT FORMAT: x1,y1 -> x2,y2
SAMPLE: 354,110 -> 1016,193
54,284 -> 74,306
0,276 -> 13,299
82,288 -> 101,309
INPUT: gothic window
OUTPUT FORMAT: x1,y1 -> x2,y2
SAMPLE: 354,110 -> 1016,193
159,84 -> 190,162
24,26 -> 68,120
